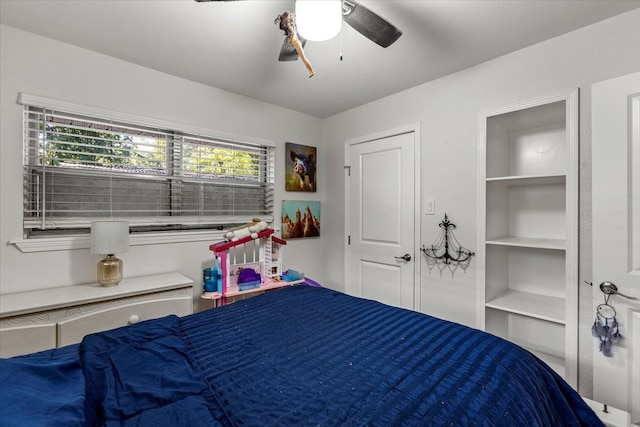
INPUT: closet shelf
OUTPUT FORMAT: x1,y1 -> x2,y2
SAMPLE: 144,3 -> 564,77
486,174 -> 565,186
486,236 -> 566,250
485,290 -> 566,324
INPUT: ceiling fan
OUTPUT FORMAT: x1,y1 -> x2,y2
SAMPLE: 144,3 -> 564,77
194,0 -> 402,63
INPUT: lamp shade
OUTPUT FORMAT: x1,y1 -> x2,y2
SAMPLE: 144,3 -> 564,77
91,221 -> 130,255
295,0 -> 342,42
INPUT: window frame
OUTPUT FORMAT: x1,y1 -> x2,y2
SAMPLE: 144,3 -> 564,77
13,93 -> 276,253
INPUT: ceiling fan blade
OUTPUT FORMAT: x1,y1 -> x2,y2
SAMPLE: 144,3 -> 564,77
342,0 -> 402,48
194,0 -> 242,2
278,37 -> 307,62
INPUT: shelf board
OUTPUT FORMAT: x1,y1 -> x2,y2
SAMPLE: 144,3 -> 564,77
486,174 -> 565,186
486,290 -> 565,324
486,236 -> 565,250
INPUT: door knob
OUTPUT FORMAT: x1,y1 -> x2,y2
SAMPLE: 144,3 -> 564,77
599,282 -> 638,300
395,253 -> 411,262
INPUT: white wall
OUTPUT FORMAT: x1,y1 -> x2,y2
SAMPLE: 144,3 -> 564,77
321,9 -> 640,396
0,25 -> 325,311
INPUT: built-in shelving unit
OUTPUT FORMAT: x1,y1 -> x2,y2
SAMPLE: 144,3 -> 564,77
477,89 -> 578,387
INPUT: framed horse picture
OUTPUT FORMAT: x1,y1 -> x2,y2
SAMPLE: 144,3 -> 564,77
281,200 -> 320,239
285,142 -> 317,192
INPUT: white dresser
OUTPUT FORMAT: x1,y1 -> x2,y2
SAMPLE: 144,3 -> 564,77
0,272 -> 194,358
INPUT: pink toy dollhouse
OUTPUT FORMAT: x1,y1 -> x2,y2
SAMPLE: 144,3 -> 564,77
202,228 -> 304,304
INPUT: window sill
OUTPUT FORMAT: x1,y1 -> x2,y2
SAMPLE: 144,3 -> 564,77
10,230 -> 227,253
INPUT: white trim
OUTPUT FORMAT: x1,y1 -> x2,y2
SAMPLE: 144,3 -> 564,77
476,109 -> 488,330
10,230 -> 227,253
17,92 -> 276,148
630,309 -> 640,424
564,88 -> 580,389
631,95 -> 640,275
414,124 -> 422,311
476,88 -> 579,120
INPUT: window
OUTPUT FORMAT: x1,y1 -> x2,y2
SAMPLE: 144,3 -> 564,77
20,94 -> 275,238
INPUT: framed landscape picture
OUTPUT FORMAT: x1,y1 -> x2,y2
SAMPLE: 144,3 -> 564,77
285,142 -> 317,192
281,200 -> 320,239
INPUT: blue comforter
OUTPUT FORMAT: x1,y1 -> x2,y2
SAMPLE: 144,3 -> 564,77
0,345 -> 85,426
2,285 -> 602,426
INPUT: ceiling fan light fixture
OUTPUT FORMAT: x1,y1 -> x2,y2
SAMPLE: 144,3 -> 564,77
295,0 -> 342,42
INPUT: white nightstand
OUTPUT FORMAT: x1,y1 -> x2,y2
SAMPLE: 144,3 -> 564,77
0,273 -> 194,358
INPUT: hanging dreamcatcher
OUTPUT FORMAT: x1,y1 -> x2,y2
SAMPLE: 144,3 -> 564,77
591,291 -> 621,357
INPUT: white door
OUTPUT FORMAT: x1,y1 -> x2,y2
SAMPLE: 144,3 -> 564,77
592,71 -> 640,422
345,126 -> 420,310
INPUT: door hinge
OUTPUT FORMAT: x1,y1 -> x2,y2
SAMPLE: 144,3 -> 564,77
344,165 -> 351,176
348,235 -> 351,245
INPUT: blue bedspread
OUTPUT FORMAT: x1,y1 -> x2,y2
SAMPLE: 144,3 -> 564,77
2,285 -> 603,426
0,344 -> 85,426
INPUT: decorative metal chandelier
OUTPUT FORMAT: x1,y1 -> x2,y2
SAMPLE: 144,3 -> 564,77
421,213 -> 475,276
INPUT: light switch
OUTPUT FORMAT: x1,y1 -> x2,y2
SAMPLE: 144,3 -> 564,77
425,198 -> 435,215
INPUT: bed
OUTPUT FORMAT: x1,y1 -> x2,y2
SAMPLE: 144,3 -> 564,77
0,284 -> 602,426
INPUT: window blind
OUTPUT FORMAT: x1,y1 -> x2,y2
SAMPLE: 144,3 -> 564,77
22,104 -> 275,234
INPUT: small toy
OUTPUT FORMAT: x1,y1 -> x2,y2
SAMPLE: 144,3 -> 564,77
224,218 -> 268,242
203,257 -> 223,295
281,269 -> 304,282
238,268 -> 261,291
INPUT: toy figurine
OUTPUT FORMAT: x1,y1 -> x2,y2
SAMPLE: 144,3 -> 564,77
274,11 -> 315,78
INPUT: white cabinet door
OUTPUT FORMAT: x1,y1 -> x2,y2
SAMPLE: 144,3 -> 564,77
592,71 -> 640,423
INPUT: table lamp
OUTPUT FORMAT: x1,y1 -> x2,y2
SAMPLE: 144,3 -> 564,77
91,220 -> 129,286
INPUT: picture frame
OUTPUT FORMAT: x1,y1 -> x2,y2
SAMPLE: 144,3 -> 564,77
285,142 -> 317,192
281,200 -> 320,239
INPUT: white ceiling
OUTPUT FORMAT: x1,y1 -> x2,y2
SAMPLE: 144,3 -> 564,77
2,0 -> 639,118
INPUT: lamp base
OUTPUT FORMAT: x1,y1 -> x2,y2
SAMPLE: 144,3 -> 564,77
97,254 -> 123,286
